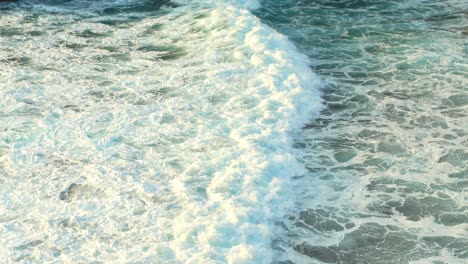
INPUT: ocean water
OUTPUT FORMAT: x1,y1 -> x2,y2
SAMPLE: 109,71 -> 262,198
0,0 -> 466,263
255,0 -> 468,263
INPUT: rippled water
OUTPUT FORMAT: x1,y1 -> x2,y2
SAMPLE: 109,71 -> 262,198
256,0 -> 468,263
0,0 -> 466,263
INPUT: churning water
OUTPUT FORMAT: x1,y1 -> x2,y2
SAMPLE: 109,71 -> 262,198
0,0 -> 466,263
256,0 -> 468,263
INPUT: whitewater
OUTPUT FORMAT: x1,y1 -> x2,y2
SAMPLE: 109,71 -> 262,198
0,0 -> 322,262
2,0 -> 467,263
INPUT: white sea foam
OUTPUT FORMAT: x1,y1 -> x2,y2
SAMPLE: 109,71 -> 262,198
0,0 -> 322,262
254,0 -> 468,263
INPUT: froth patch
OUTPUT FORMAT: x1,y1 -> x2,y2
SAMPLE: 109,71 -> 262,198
0,0 -> 322,262
175,0 -> 261,10
163,5 -> 322,262
228,245 -> 270,264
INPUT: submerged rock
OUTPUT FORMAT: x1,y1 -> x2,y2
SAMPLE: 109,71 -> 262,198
59,183 -> 80,202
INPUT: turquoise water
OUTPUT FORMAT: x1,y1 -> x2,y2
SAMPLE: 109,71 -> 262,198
256,1 -> 468,263
0,0 -> 467,263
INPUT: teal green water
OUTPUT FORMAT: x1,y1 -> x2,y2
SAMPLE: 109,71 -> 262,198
256,1 -> 467,263
0,0 -> 466,263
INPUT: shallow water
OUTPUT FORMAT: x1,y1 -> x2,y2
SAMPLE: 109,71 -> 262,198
0,0 -> 466,263
256,0 -> 468,263
0,0 -> 322,262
